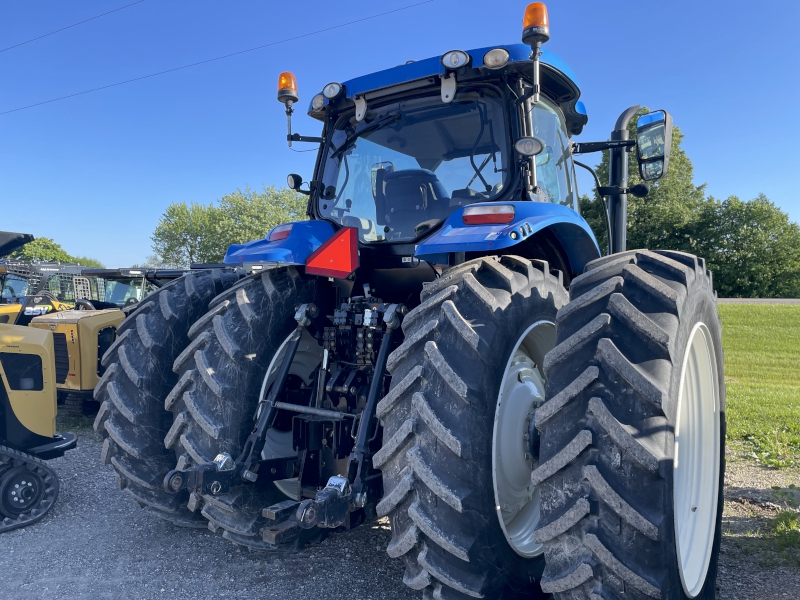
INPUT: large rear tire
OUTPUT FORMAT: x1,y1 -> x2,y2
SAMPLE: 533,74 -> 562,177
163,267 -> 325,549
377,256 -> 568,599
93,269 -> 239,527
533,250 -> 725,599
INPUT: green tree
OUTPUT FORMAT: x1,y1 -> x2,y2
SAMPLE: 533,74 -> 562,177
579,108 -> 705,253
217,186 -> 308,246
10,237 -> 72,262
71,256 -> 105,268
8,237 -> 104,266
151,202 -> 224,267
689,195 -> 800,298
150,186 -> 308,267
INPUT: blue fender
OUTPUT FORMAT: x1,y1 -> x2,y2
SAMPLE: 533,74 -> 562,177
223,220 -> 336,265
414,202 -> 601,275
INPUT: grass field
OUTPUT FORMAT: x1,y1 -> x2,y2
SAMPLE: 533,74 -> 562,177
720,304 -> 800,467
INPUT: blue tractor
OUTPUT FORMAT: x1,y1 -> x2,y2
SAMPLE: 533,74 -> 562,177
96,4 -> 725,599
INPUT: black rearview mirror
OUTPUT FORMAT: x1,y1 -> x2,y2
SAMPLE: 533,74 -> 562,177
636,110 -> 673,181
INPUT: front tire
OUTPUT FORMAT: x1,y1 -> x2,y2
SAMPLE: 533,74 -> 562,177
533,250 -> 725,599
377,256 -> 568,599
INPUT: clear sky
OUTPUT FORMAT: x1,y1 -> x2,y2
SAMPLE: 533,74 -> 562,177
2,0 -> 798,267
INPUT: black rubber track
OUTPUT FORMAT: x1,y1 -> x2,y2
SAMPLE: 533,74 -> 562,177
377,256 -> 568,599
93,269 -> 239,527
533,250 -> 725,599
164,266 -> 324,549
0,445 -> 60,533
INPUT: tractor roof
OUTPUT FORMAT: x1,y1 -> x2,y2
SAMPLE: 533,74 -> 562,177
310,44 -> 587,135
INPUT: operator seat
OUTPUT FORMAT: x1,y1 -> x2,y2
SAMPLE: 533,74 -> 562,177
379,169 -> 451,239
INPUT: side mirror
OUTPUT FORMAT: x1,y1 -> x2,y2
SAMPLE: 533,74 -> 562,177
636,110 -> 673,181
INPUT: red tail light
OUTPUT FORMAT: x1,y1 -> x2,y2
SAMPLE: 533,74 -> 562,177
305,227 -> 359,278
462,205 -> 515,225
269,224 -> 293,241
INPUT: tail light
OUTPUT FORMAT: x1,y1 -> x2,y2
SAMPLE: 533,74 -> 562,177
269,224 -> 293,241
462,205 -> 515,225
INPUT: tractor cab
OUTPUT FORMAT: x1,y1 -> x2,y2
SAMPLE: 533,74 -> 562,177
308,45 -> 585,243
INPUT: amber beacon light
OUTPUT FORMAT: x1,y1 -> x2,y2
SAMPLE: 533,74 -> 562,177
522,3 -> 550,46
277,71 -> 299,105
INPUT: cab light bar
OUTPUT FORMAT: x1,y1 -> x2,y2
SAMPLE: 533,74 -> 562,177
462,205 -> 515,225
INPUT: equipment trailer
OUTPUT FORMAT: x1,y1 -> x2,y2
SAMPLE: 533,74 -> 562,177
96,4 -> 725,599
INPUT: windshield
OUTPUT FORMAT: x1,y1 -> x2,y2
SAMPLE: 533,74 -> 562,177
319,88 -> 509,242
103,278 -> 146,306
1,274 -> 28,299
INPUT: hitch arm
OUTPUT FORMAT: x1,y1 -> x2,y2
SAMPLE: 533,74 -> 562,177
347,304 -> 404,501
238,304 -> 316,482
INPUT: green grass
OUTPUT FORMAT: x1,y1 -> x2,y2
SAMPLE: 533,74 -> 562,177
771,510 -> 800,551
720,304 -> 800,468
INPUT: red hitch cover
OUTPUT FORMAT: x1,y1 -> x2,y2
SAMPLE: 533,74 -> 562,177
305,227 -> 359,278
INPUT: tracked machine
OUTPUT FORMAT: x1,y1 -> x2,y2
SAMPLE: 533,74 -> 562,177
0,325 -> 77,533
96,5 -> 725,599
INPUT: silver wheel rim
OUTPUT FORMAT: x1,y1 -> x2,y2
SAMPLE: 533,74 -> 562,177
257,329 -> 323,500
492,320 -> 556,557
674,323 -> 720,597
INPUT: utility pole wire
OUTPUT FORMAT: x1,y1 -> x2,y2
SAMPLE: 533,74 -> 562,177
0,1 -> 434,117
0,1 -> 147,54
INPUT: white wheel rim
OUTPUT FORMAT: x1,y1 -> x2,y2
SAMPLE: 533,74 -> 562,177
492,321 -> 556,558
257,329 -> 323,500
674,323 -> 720,598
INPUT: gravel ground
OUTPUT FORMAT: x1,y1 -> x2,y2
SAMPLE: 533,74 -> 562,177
717,450 -> 800,599
2,429 -> 798,599
0,429 -> 415,600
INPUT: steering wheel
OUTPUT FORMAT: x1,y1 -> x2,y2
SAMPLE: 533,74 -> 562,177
75,299 -> 94,311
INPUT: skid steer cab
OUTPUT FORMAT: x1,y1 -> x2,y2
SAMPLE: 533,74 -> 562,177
97,4 -> 724,600
32,267 -> 193,416
0,324 -> 76,533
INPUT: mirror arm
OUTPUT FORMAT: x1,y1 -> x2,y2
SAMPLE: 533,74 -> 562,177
288,133 -> 324,144
572,140 -> 636,155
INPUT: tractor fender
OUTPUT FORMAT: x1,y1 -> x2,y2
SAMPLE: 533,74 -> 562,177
414,202 -> 601,275
223,220 -> 336,266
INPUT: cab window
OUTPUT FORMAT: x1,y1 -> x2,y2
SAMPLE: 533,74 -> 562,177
2,275 -> 29,299
531,98 -> 576,209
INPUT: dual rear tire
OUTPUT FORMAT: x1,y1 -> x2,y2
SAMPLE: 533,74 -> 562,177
533,250 -> 725,600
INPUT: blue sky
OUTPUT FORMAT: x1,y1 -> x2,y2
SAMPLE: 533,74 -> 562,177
2,0 -> 798,267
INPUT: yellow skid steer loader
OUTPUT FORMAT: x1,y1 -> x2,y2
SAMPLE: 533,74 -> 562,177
0,319 -> 77,532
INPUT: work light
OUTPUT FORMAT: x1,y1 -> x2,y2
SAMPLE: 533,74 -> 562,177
277,72 -> 299,105
522,3 -> 550,47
